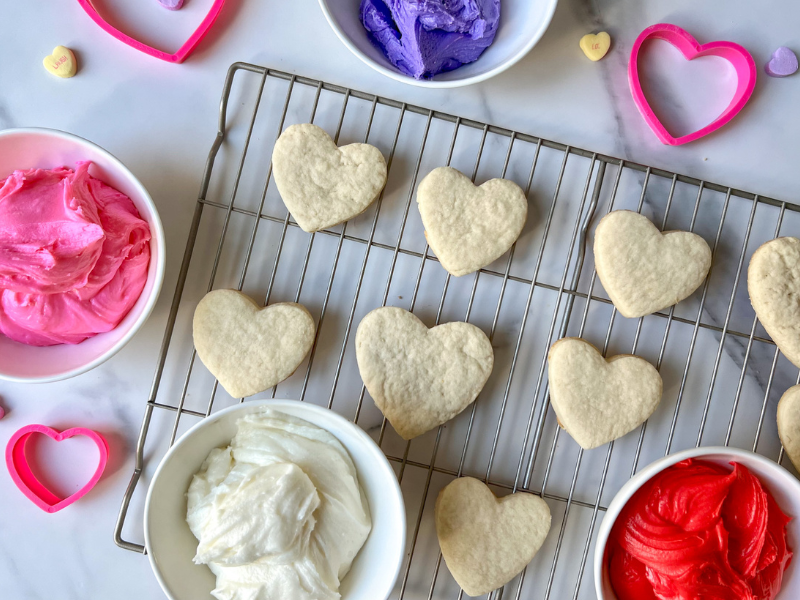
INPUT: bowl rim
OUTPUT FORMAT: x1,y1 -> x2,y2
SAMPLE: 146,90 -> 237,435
317,0 -> 560,89
593,445 -> 800,599
0,127 -> 166,384
143,398 -> 407,600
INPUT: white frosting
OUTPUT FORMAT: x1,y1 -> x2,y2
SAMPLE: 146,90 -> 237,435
186,409 -> 372,600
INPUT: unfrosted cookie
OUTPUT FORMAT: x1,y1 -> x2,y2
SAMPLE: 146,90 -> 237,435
594,210 -> 712,318
778,385 -> 800,470
435,477 -> 551,597
417,167 -> 527,277
748,237 -> 800,368
778,385 -> 800,472
272,123 -> 387,233
547,338 -> 662,450
355,306 -> 493,439
193,290 -> 315,398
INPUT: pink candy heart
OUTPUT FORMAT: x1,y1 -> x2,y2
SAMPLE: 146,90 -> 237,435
77,0 -> 225,63
158,0 -> 185,10
628,24 -> 757,146
5,425 -> 109,513
765,47 -> 798,78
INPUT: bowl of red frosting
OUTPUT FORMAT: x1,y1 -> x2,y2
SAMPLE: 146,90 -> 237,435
594,446 -> 800,600
0,128 -> 165,383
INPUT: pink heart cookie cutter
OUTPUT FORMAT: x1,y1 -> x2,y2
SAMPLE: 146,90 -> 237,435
628,23 -> 757,146
76,0 -> 226,64
5,425 -> 109,513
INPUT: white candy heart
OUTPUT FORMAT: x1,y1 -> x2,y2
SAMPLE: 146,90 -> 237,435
777,384 -> 800,473
594,210 -> 712,318
748,237 -> 800,368
417,167 -> 528,277
435,477 -> 551,597
272,123 -> 387,233
193,290 -> 315,398
355,307 -> 493,440
547,338 -> 662,450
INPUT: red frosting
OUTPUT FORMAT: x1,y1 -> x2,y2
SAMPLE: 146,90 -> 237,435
608,459 -> 792,600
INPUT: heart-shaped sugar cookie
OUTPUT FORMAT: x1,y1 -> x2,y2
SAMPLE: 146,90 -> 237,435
748,237 -> 800,368
193,290 -> 316,398
272,123 -> 387,233
777,384 -> 800,472
43,46 -> 77,78
594,210 -> 712,318
417,167 -> 527,277
355,307 -> 493,439
547,338 -> 662,450
435,477 -> 551,597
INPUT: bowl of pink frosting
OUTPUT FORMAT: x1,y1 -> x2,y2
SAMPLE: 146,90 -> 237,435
0,128 -> 165,383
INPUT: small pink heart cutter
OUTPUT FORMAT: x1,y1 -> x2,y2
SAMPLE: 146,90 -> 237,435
76,0 -> 226,63
5,425 -> 109,513
628,24 -> 757,146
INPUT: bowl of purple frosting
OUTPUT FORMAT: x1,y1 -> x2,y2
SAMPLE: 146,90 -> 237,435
318,0 -> 559,87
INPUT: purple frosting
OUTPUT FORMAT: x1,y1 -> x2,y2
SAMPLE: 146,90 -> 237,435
360,0 -> 501,80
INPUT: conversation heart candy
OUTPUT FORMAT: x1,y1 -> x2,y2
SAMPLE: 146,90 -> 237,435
158,0 -> 184,9
43,46 -> 77,78
580,32 -> 611,62
765,47 -> 798,77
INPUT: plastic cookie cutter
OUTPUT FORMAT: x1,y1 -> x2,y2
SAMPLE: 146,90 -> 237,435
5,424 -> 109,513
628,23 -> 757,146
76,0 -> 226,63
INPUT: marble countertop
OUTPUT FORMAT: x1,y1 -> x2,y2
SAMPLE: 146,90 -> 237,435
1,0 -> 799,598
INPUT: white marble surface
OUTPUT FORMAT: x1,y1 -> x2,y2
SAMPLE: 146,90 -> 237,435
1,0 -> 800,598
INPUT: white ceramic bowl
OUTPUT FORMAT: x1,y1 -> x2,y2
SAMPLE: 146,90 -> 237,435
0,128 -> 165,383
318,0 -> 559,88
594,446 -> 800,599
144,399 -> 406,600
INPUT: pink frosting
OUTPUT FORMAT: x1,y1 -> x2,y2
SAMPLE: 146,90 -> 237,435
0,162 -> 151,346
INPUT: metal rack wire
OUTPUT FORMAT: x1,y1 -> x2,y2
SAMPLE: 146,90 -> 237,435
114,62 -> 800,600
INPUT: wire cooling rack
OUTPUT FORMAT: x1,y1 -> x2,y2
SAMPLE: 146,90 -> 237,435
115,62 -> 800,600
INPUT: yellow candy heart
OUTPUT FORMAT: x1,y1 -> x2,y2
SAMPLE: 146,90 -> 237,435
580,32 -> 611,62
43,46 -> 77,78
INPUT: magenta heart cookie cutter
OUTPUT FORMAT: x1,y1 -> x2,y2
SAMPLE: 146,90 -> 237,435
628,23 -> 757,146
76,0 -> 226,63
5,424 -> 109,513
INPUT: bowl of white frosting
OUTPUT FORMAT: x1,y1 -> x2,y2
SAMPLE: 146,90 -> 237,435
144,400 -> 406,600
